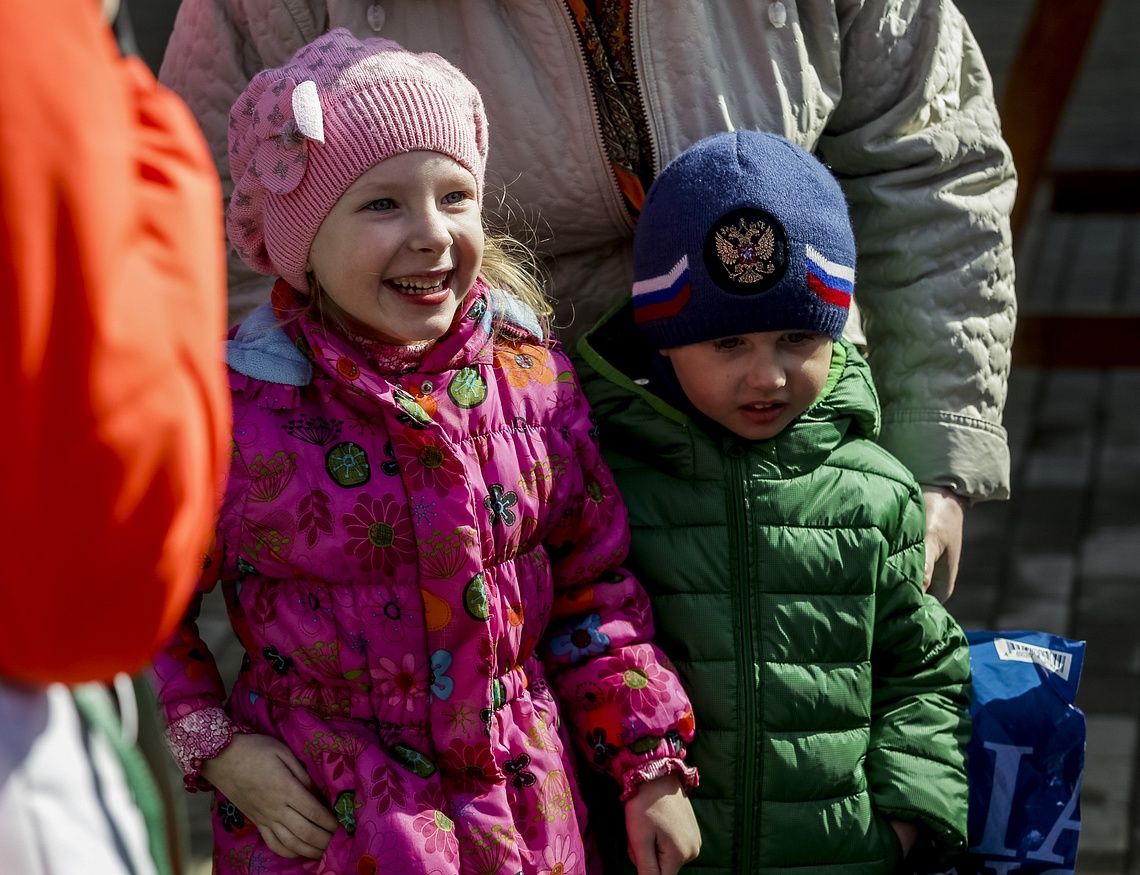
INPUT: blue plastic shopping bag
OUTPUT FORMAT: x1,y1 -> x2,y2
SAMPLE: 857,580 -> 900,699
928,630 -> 1086,875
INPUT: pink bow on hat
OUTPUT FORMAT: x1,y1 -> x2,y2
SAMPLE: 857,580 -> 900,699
244,78 -> 325,196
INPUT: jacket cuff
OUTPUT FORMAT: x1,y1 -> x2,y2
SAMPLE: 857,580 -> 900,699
610,728 -> 696,799
165,706 -> 250,791
878,411 -> 1011,502
619,757 -> 700,801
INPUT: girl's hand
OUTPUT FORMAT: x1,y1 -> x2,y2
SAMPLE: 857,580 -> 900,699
201,733 -> 339,859
624,773 -> 701,875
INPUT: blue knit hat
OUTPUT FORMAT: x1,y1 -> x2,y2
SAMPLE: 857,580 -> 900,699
632,131 -> 855,348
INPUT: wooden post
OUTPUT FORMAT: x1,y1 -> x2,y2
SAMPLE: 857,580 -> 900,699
999,0 -> 1105,239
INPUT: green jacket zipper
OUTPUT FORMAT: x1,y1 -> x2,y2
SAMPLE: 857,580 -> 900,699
727,451 -> 757,868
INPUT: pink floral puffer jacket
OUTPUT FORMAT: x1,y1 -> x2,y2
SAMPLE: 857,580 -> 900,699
151,281 -> 696,875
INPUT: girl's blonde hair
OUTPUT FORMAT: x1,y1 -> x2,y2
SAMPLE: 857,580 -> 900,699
479,230 -> 553,343
303,225 -> 553,346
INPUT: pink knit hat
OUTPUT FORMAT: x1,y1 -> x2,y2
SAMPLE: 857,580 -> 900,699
226,29 -> 488,291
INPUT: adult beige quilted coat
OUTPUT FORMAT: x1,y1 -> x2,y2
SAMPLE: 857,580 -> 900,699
161,0 -> 1017,501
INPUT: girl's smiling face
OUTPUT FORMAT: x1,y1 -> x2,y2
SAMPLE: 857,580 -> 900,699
662,330 -> 834,440
307,151 -> 484,344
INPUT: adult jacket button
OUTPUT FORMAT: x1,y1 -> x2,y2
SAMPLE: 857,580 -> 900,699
768,1 -> 787,28
367,4 -> 385,31
419,379 -> 434,394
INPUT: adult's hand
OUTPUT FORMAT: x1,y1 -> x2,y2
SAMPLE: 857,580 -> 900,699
624,773 -> 701,875
922,487 -> 967,602
201,733 -> 338,859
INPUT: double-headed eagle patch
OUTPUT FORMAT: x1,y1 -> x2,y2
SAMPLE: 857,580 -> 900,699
715,217 -> 777,283
703,207 -> 788,294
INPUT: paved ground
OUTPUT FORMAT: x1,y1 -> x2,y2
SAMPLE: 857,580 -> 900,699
130,1 -> 1140,872
954,0 -> 1140,871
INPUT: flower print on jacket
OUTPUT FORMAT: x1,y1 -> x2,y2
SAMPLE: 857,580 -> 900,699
216,799 -> 245,834
412,785 -> 458,862
371,652 -> 428,712
363,582 -> 422,643
518,456 -> 566,505
303,730 -> 368,784
333,790 -> 362,834
605,646 -> 676,719
484,484 -> 518,527
343,493 -> 416,575
583,469 -> 612,506
446,366 -> 488,410
493,342 -> 555,389
220,844 -> 274,874
389,743 -> 436,782
441,740 -> 499,792
325,440 -> 371,487
417,526 -> 478,580
462,573 -> 491,623
290,583 -> 333,634
540,834 -> 583,875
282,412 -> 342,446
242,511 -> 296,565
574,680 -> 608,714
584,726 -> 618,769
392,427 -> 465,498
247,451 -> 297,502
291,640 -> 353,718
335,355 -> 360,382
443,702 -> 475,733
547,614 -> 610,665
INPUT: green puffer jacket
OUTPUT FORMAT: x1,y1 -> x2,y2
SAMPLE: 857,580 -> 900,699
575,304 -> 971,875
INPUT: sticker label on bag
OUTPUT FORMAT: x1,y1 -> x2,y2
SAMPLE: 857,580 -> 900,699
993,638 -> 1074,681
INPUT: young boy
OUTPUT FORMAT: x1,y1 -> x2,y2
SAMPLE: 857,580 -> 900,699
575,131 -> 972,874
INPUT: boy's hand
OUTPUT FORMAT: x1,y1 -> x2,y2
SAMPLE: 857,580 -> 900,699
890,820 -> 920,858
624,773 -> 701,875
922,487 -> 967,602
201,733 -> 338,859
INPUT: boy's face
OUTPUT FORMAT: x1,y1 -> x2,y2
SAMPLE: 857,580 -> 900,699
662,331 -> 833,440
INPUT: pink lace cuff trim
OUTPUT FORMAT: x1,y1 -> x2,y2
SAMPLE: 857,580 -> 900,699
165,707 -> 249,790
620,757 -> 700,801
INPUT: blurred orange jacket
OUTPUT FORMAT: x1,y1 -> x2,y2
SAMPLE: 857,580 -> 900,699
0,0 -> 230,684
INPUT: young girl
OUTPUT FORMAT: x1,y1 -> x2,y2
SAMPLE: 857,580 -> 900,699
150,29 -> 699,875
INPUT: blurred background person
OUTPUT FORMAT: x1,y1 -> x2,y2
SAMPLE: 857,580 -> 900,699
0,0 -> 230,872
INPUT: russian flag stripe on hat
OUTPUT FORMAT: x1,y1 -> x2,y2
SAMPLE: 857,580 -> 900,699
632,255 -> 691,324
806,244 -> 853,308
